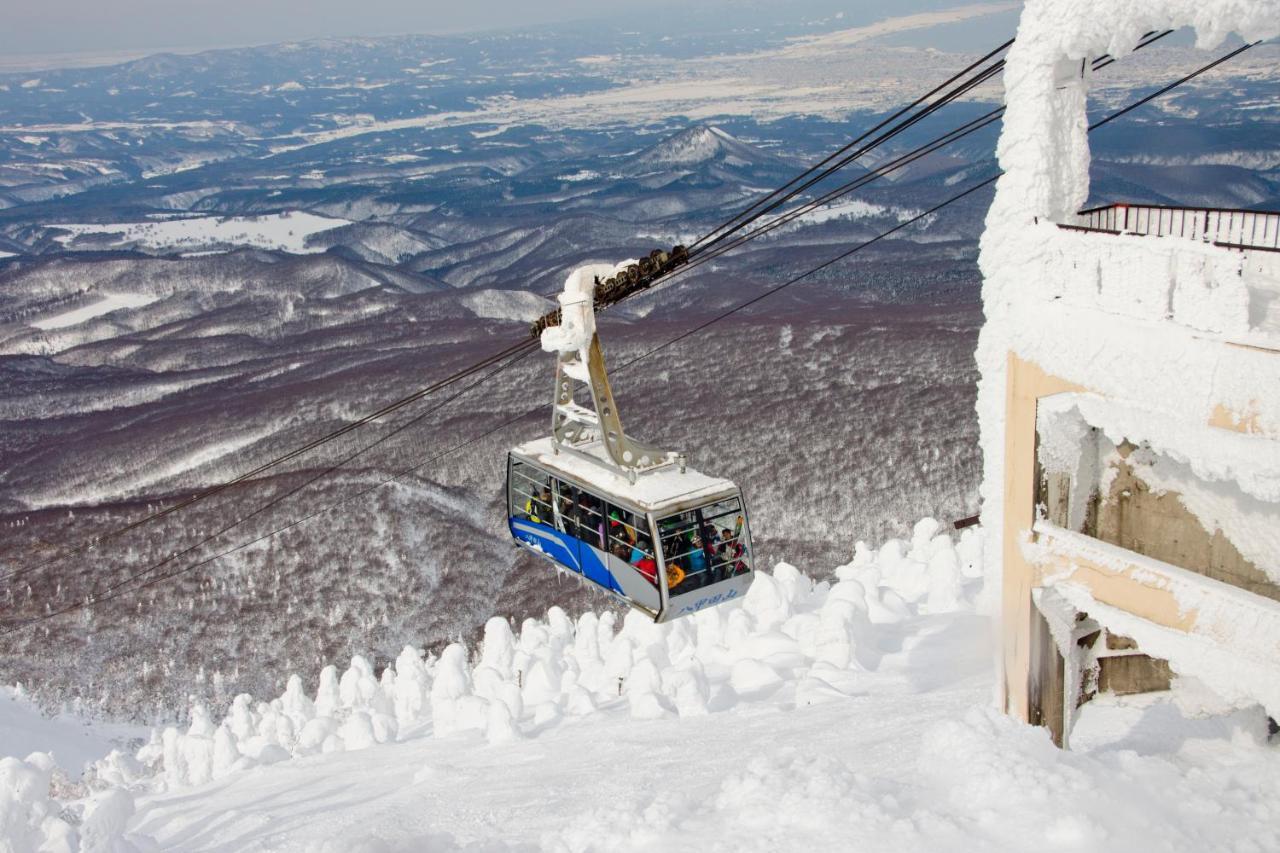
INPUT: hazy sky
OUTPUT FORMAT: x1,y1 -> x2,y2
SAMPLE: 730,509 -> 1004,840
0,0 -> 1012,61
1,0 -> 697,56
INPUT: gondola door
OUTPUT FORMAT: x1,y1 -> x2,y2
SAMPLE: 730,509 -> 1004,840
549,478 -> 584,581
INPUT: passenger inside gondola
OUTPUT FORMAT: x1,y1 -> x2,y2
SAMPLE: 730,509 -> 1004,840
689,532 -> 708,577
570,493 -> 599,547
657,498 -> 752,593
524,486 -> 552,524
631,537 -> 658,586
556,489 -> 576,533
511,454 -> 751,605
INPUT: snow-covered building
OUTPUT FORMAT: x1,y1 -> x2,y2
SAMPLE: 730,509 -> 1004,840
977,0 -> 1280,746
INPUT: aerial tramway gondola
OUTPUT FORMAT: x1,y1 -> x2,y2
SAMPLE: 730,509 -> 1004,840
507,255 -> 754,622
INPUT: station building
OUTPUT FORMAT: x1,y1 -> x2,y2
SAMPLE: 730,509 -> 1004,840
977,1 -> 1280,746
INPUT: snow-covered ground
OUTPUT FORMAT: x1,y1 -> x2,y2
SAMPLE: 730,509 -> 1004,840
3,520 -> 1277,852
29,292 -> 160,330
129,674 -> 1277,853
0,688 -> 145,780
53,212 -> 351,255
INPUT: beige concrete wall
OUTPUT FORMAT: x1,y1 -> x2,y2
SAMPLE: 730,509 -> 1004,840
1088,447 -> 1280,603
1029,525 -> 1280,708
999,354 -> 1083,720
999,351 -> 1280,725
1098,655 -> 1172,696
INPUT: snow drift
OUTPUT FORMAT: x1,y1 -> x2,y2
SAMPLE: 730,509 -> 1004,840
0,519 -> 982,852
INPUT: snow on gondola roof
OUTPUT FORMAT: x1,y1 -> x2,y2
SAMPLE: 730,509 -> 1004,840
510,436 -> 738,513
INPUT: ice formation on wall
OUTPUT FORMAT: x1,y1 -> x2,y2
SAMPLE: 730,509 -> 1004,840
975,0 -> 1280,715
975,0 -> 1280,584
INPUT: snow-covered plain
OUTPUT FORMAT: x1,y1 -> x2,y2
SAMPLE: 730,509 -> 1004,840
3,521 -> 1277,852
53,212 -> 351,255
273,33 -> 1278,158
29,292 -> 160,330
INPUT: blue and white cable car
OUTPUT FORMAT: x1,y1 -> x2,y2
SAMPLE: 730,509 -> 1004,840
507,264 -> 754,622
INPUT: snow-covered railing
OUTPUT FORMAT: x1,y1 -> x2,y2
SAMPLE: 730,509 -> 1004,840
1063,203 -> 1280,252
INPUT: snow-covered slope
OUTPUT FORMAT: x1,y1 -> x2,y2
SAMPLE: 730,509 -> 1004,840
0,688 -> 145,780
4,521 -> 1278,852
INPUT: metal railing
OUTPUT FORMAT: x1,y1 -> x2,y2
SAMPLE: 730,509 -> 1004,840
1066,203 -> 1280,252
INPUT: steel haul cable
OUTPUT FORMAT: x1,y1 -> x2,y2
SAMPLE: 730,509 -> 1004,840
685,30 -> 1171,260
654,111 -> 1006,283
686,38 -> 1014,255
654,30 -> 1175,287
0,337 -> 540,584
580,30 -> 1175,314
1,343 -> 540,635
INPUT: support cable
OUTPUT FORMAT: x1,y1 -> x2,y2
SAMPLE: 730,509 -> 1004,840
686,38 -> 1015,255
0,338 -> 539,584
687,31 -> 1169,258
688,58 -> 1007,258
656,30 -> 1175,286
